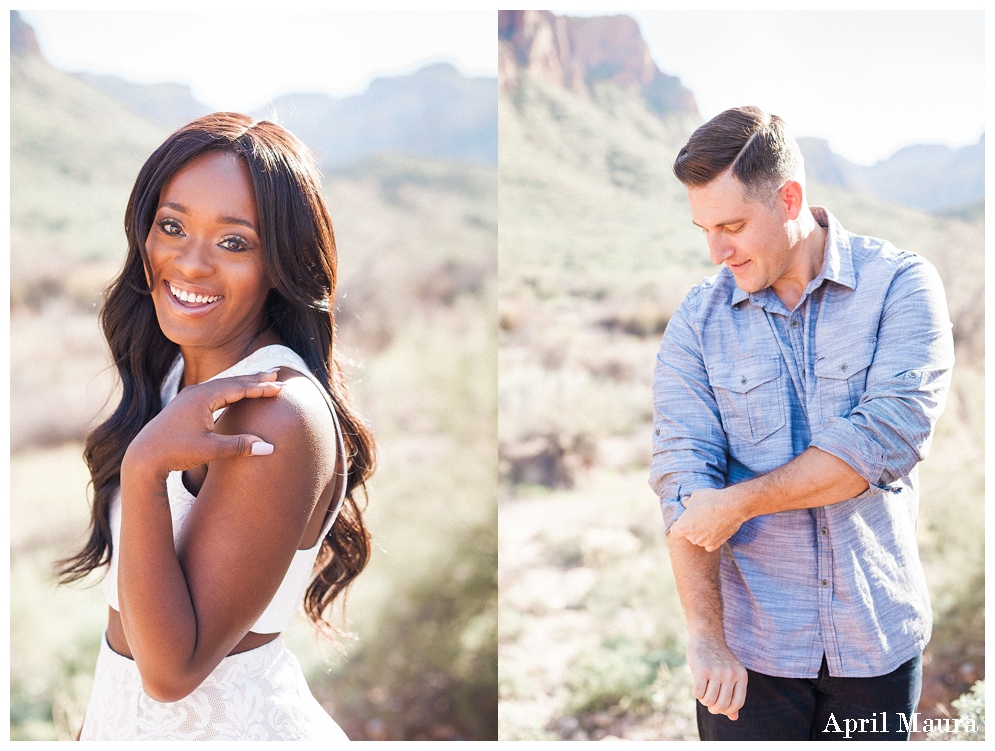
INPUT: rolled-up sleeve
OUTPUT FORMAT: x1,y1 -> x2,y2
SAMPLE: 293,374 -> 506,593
811,258 -> 954,488
650,292 -> 728,532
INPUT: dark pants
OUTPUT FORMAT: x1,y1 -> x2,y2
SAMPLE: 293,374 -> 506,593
697,653 -> 923,741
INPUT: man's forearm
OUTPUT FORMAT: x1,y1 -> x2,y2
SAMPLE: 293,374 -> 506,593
668,532 -> 724,636
667,532 -> 748,719
731,446 -> 868,518
671,447 -> 869,551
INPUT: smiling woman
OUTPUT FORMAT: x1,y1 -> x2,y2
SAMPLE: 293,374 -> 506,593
57,113 -> 375,741
146,151 -> 278,372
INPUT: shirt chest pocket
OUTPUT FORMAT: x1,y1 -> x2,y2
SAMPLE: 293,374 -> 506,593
814,339 -> 876,424
710,356 -> 785,444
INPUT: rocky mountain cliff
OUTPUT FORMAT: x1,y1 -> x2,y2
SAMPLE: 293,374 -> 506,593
499,10 -> 698,122
498,10 -> 705,291
10,9 -> 40,56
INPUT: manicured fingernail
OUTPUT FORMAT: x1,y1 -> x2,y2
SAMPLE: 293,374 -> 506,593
251,441 -> 274,456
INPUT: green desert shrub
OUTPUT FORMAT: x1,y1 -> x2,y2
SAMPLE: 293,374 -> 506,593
311,520 -> 497,741
927,680 -> 985,741
564,637 -> 678,718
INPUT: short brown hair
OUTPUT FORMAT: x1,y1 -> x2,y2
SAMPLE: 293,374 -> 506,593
673,106 -> 802,203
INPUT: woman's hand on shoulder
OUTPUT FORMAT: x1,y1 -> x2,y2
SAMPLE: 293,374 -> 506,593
117,368 -> 337,696
168,370 -> 336,658
123,370 -> 284,480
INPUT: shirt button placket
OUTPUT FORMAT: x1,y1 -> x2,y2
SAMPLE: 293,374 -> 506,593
788,315 -> 806,395
816,508 -> 835,669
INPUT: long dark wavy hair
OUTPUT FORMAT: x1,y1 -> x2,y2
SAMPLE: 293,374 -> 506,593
58,113 -> 375,634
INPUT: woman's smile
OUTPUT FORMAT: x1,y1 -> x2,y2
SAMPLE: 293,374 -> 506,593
165,280 -> 224,311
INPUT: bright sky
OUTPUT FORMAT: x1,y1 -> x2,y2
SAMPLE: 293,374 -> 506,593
20,10 -> 497,114
560,9 -> 984,165
19,10 -> 984,166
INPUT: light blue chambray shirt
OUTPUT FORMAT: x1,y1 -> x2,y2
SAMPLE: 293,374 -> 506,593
650,207 -> 954,679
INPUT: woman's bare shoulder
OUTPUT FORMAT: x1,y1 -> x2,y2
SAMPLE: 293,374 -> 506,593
215,367 -> 337,473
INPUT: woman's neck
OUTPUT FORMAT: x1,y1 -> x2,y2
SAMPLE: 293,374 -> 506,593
179,328 -> 283,388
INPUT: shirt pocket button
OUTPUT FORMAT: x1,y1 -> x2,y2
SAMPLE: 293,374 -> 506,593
815,339 -> 876,424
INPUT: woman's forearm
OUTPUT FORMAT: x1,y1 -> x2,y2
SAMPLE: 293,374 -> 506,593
117,453 -> 202,701
111,372 -> 291,701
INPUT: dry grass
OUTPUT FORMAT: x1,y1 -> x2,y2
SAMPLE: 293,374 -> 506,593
10,445 -> 108,740
498,470 -> 696,741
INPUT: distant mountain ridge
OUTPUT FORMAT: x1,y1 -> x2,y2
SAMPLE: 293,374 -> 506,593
11,12 -> 496,170
75,73 -> 212,132
499,11 -> 704,283
77,63 -> 497,170
799,136 -> 984,214
255,63 -> 497,168
71,61 -> 499,170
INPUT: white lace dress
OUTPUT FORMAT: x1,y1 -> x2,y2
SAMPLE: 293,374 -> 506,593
79,346 -> 350,741
81,634 -> 348,740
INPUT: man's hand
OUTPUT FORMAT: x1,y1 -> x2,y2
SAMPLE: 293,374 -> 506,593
669,487 -> 746,552
686,631 -> 748,720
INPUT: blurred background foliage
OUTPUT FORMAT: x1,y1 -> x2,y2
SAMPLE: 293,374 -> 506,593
10,11 -> 496,741
497,10 -> 983,741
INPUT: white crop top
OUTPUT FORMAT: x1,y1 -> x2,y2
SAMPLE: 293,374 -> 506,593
103,345 -> 348,634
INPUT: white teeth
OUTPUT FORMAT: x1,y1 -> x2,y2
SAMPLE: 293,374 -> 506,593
169,282 -> 220,305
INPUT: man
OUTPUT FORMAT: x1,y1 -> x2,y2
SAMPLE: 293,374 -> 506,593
650,106 -> 953,741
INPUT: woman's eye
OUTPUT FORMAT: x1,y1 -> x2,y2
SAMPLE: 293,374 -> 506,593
219,235 -> 249,252
159,219 -> 183,236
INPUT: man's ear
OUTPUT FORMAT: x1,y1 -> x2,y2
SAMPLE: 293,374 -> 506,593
780,180 -> 804,220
